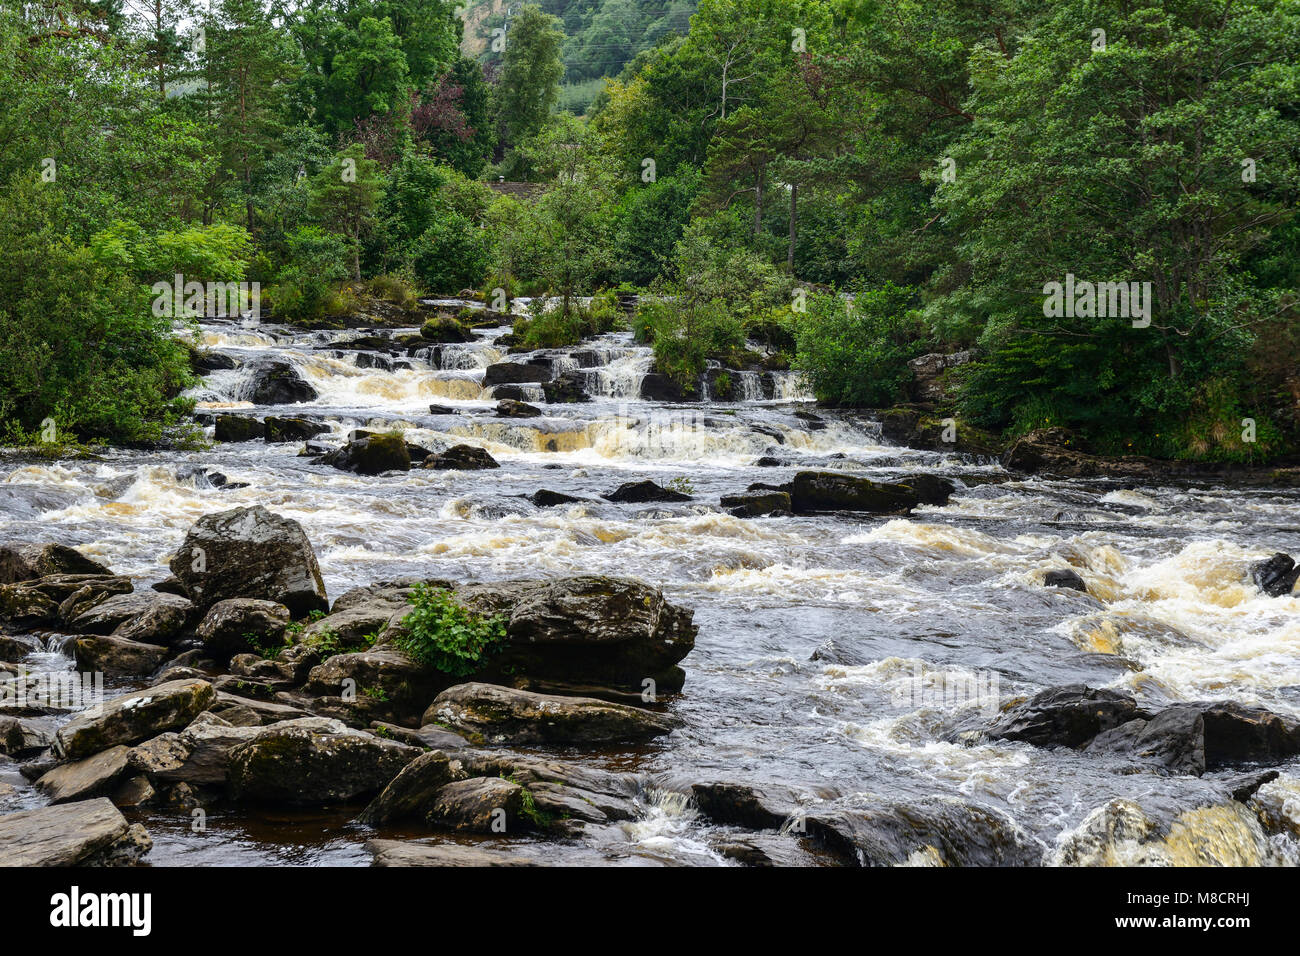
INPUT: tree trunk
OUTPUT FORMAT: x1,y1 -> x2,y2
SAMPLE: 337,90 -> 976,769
787,182 -> 798,272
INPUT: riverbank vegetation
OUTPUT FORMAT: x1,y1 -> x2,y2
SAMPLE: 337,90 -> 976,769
0,0 -> 1296,460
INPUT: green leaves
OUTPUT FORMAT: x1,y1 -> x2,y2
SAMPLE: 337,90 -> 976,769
396,585 -> 508,677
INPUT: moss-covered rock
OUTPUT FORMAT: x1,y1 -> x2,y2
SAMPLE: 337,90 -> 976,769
320,434 -> 411,475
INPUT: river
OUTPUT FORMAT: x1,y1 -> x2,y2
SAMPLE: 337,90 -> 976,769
2,311 -> 1298,865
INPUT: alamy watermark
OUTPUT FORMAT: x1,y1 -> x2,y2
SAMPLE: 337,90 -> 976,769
151,273 -> 260,321
1043,273 -> 1152,328
889,662 -> 1000,716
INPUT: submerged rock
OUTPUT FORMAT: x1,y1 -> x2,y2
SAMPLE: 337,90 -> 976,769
0,798 -> 152,866
367,839 -> 541,866
1052,796 -> 1272,866
1043,568 -> 1089,593
529,489 -> 588,507
422,444 -> 499,470
168,505 -> 329,617
423,682 -> 679,745
603,479 -> 692,503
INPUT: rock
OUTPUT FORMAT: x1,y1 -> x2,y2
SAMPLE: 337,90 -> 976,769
424,777 -> 532,832
248,361 -> 317,405
986,685 -> 1144,749
422,444 -> 499,470
72,635 -> 169,676
1252,553 -> 1300,597
168,505 -> 328,617
423,683 -> 679,745
111,774 -> 157,808
495,399 -> 542,418
370,722 -> 470,750
1085,706 -> 1207,775
54,679 -> 216,760
453,575 -> 697,692
1043,569 -> 1089,593
299,601 -> 403,651
483,362 -> 551,386
227,718 -> 420,805
0,542 -> 110,583
0,634 -> 39,661
783,471 -> 917,514
529,489 -> 588,507
720,491 -> 791,518
1052,796 -> 1270,866
264,416 -> 328,443
367,839 -> 540,867
420,316 -> 471,343
806,797 -> 1041,867
908,351 -> 972,403
489,384 -> 533,401
691,781 -> 802,830
540,370 -> 590,404
36,746 -> 132,803
1199,700 -> 1300,767
192,349 -> 238,374
357,749 -> 468,825
214,414 -> 265,442
305,646 -> 443,719
638,372 -> 691,403
196,598 -> 290,658
897,474 -> 956,506
321,434 -> 411,475
0,714 -> 53,754
602,480 -> 692,503
127,713 -> 262,786
68,591 -> 191,637
0,798 -> 151,866
428,404 -> 459,415
0,584 -> 59,628
151,575 -> 189,597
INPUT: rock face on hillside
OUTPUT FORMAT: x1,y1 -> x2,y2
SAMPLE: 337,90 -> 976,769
168,506 -> 328,616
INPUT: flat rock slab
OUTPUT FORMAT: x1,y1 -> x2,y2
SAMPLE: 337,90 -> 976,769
0,798 -> 151,866
36,745 -> 131,803
55,679 -> 216,760
367,839 -> 541,867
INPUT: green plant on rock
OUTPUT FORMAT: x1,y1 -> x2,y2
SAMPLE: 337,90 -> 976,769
396,585 -> 508,676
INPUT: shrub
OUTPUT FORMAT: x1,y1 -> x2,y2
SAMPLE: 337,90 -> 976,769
410,214 -> 492,293
395,585 -> 508,676
266,226 -> 352,323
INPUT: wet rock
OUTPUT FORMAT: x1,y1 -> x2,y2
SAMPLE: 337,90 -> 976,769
1043,568 -> 1089,593
72,635 -> 169,676
529,489 -> 588,508
691,781 -> 801,830
264,416 -> 329,443
986,685 -> 1144,749
369,722 -> 470,750
897,474 -> 956,506
495,399 -> 542,418
0,542 -> 111,583
1052,796 -> 1270,866
489,384 -> 534,401
111,774 -> 157,808
69,591 -> 191,637
602,479 -> 692,503
321,434 -> 412,475
127,713 -> 261,787
0,798 -> 152,866
227,717 -> 419,805
151,576 -> 189,597
423,444 -> 499,470
0,714 -> 53,755
783,471 -> 917,514
1199,701 -> 1300,767
424,777 -> 532,832
483,361 -> 551,386
541,370 -> 590,404
0,634 -> 39,661
720,491 -> 791,518
196,598 -> 290,659
55,679 -> 216,760
367,839 -> 540,867
638,372 -> 691,403
1252,553 -> 1300,597
192,349 -> 238,374
1085,706 -> 1207,775
0,583 -> 59,628
36,745 -> 132,803
248,361 -> 317,405
420,316 -> 472,343
168,505 -> 329,617
452,575 -> 697,692
806,797 -> 1042,866
1249,775 -> 1300,837
423,683 -> 679,745
357,749 -> 468,825
214,414 -> 265,442
808,639 -> 870,666
427,404 -> 459,415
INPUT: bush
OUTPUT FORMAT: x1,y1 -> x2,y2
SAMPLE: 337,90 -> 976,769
515,289 -> 622,349
793,284 -> 929,407
410,214 -> 492,293
265,226 -> 352,324
634,297 -> 746,391
395,585 -> 508,676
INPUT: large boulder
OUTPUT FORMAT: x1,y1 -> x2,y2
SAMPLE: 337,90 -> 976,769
264,416 -> 328,443
127,712 -> 262,787
603,480 -> 692,503
720,491 -> 791,518
68,591 -> 191,637
483,361 -> 551,386
0,542 -> 110,584
321,434 -> 411,475
35,746 -> 132,803
986,685 -> 1144,749
196,598 -> 290,659
782,471 -> 918,514
54,679 -> 215,760
358,749 -> 468,825
1252,553 -> 1300,597
423,683 -> 679,745
72,636 -> 169,676
541,370 -> 590,404
227,717 -> 419,805
0,798 -> 152,866
1085,706 -> 1207,775
248,361 -> 317,405
451,575 -> 697,692
214,414 -> 265,442
423,777 -> 532,832
168,506 -> 328,616
304,646 -> 443,720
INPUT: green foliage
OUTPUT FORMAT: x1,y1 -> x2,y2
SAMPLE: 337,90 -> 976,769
266,226 -> 352,323
794,285 -> 928,407
411,214 -> 492,292
396,584 -> 508,676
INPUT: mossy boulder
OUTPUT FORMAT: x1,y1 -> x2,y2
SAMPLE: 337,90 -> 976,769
321,434 -> 411,475
419,316 -> 472,343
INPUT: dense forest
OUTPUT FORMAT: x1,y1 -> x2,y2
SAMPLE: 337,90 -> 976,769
1,0 -> 1297,460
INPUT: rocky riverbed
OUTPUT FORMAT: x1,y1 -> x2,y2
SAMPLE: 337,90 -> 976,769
2,311 -> 1300,867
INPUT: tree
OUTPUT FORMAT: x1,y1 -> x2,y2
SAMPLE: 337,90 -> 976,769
307,144 -> 385,280
494,4 -> 564,174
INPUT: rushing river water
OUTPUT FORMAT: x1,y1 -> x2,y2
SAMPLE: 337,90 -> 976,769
3,313 -> 1299,865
